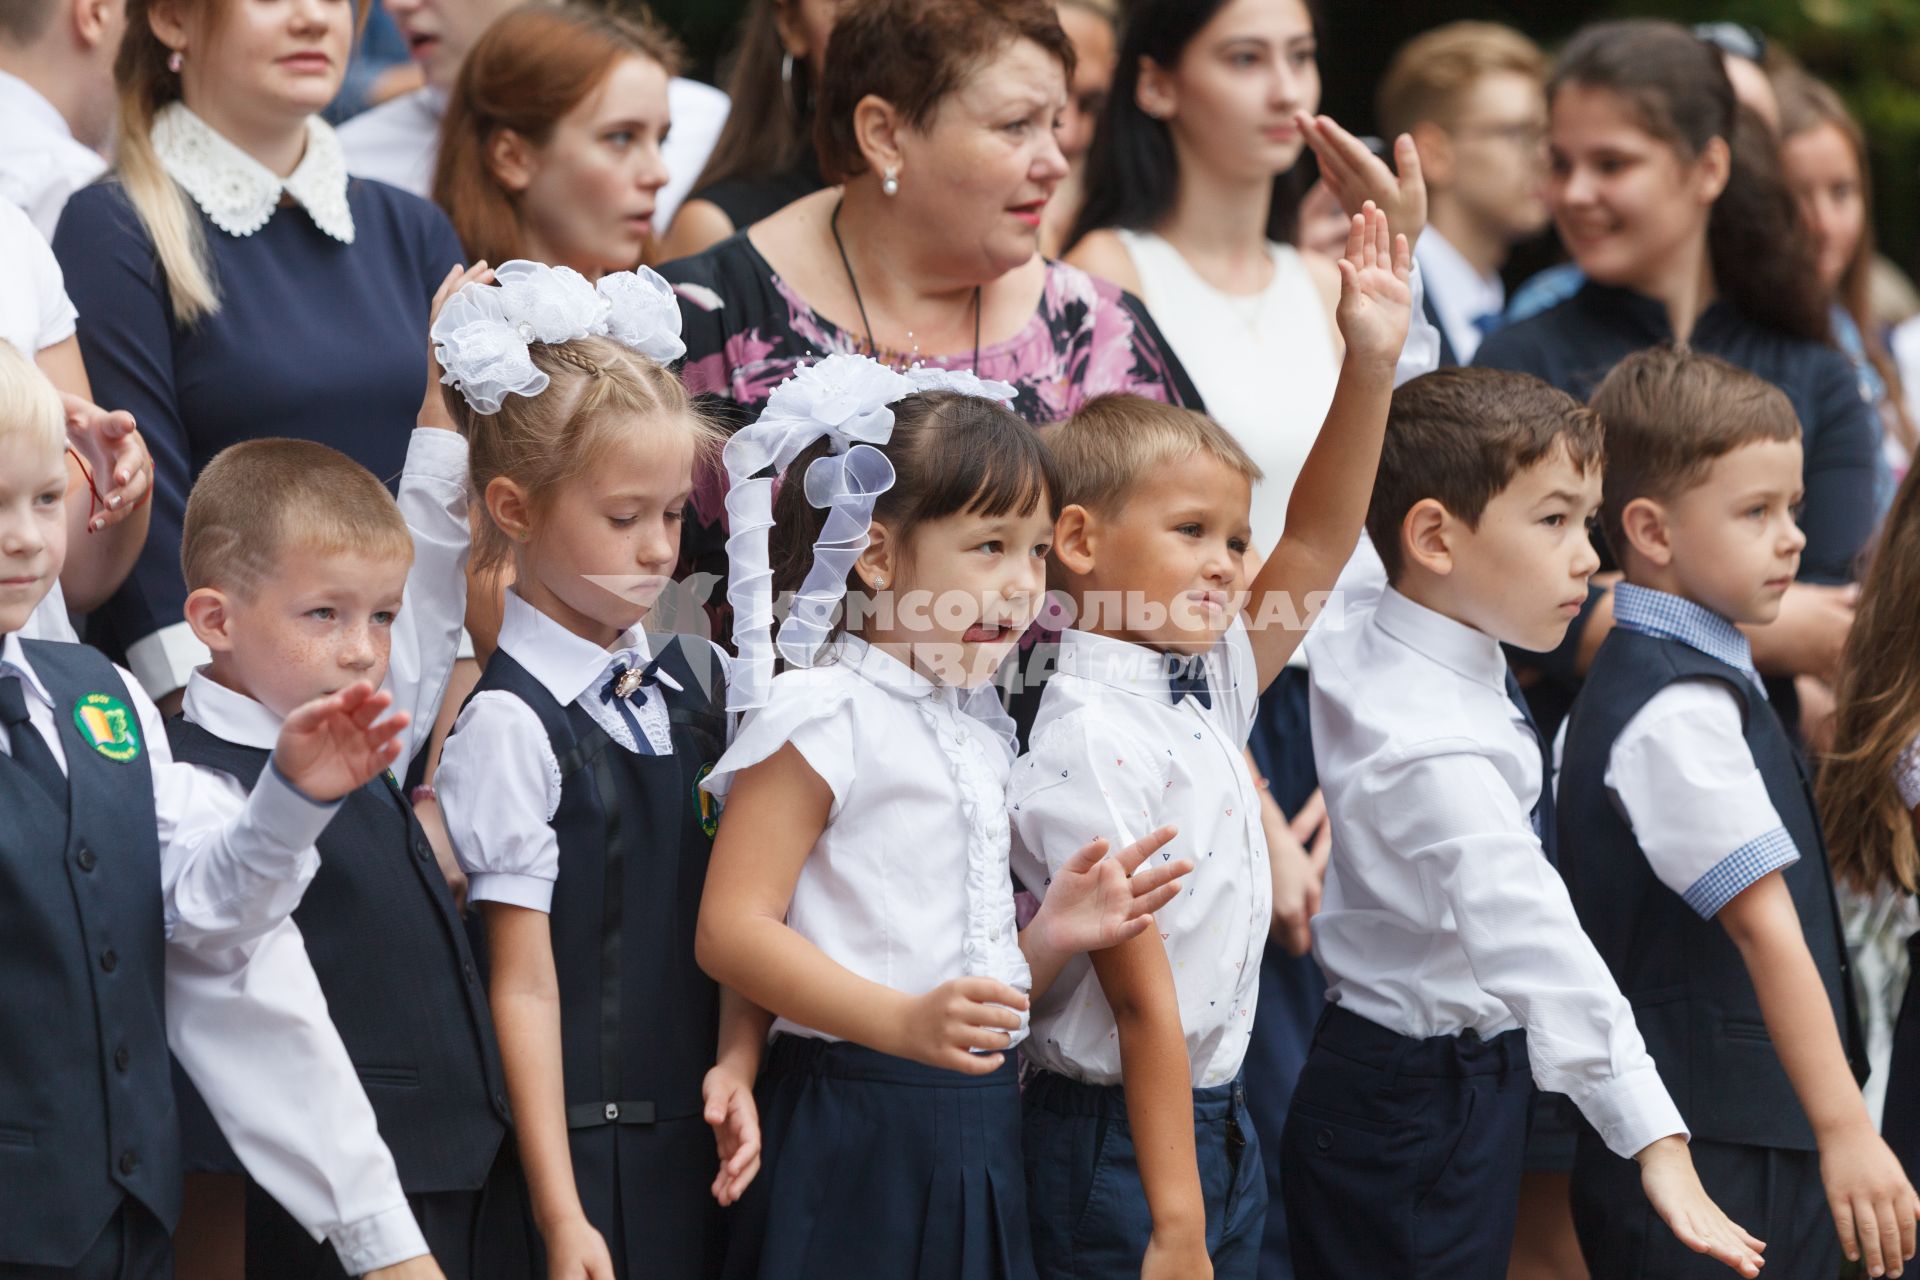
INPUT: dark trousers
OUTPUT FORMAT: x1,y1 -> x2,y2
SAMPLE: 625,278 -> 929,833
1022,1070 -> 1266,1280
1571,1132 -> 1834,1277
244,1144 -> 535,1279
1282,1005 -> 1532,1279
0,1201 -> 171,1280
1241,668 -> 1324,1280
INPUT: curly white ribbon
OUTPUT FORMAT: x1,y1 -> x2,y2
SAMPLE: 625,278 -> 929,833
431,259 -> 688,415
723,356 -> 1018,712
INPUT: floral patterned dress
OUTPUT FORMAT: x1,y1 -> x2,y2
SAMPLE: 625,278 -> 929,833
661,231 -> 1204,595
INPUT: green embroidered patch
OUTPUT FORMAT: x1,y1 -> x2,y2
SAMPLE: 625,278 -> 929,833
73,693 -> 141,763
694,763 -> 720,839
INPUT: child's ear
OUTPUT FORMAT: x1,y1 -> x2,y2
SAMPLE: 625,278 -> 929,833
485,128 -> 538,194
1618,497 -> 1674,568
1051,504 -> 1097,576
854,519 -> 896,592
485,476 -> 534,547
183,586 -> 237,653
1402,498 -> 1454,577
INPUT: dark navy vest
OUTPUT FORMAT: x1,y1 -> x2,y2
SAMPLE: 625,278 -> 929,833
166,717 -> 510,1192
0,641 -> 180,1266
1557,629 -> 1865,1150
463,637 -> 724,1205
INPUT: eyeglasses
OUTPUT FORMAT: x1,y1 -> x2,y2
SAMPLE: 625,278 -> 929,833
1450,121 -> 1548,151
1693,22 -> 1767,64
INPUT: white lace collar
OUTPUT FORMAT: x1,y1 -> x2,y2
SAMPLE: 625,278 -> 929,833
152,102 -> 354,244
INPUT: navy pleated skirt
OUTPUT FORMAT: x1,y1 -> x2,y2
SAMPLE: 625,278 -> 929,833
723,1034 -> 1037,1280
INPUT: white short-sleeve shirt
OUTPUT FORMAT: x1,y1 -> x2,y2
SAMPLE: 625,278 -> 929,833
0,194 -> 77,355
701,635 -> 1031,1045
1009,621 -> 1269,1088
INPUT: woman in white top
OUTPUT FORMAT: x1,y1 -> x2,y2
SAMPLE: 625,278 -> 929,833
1059,3 -> 1436,1275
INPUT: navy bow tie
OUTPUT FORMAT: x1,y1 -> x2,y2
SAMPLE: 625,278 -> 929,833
1166,654 -> 1212,710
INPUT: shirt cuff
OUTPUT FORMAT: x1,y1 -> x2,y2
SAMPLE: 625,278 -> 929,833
468,871 -> 554,912
1574,1062 -> 1689,1159
1682,827 -> 1801,920
126,620 -> 212,701
404,424 -> 470,484
326,1202 -> 430,1277
243,761 -> 344,873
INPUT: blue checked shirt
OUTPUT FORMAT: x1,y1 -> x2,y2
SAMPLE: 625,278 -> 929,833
1581,585 -> 1798,918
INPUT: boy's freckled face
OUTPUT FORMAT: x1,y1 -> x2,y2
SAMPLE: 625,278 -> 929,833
210,546 -> 412,720
1658,438 -> 1806,626
1083,450 -> 1254,655
0,432 -> 69,636
1440,442 -> 1603,653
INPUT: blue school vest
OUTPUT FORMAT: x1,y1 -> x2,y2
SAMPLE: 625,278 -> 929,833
164,717 -> 511,1191
463,637 -> 725,1239
1556,629 -> 1865,1150
0,641 -> 179,1266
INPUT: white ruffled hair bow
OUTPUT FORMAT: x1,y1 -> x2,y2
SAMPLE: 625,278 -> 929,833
723,355 -> 1018,713
431,260 -> 688,415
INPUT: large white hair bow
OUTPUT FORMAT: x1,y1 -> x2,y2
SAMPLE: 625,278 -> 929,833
723,354 -> 1018,712
431,259 -> 688,415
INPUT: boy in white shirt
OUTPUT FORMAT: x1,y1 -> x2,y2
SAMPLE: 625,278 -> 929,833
1011,206 -> 1412,1280
1290,366 -> 1764,1276
1559,347 -> 1917,1278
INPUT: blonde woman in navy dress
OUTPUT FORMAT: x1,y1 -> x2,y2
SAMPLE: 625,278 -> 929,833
695,357 -> 1195,1280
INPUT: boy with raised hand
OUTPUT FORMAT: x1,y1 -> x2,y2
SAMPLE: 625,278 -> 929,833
0,344 -> 435,1280
1559,346 -> 1916,1279
1287,366 -> 1764,1277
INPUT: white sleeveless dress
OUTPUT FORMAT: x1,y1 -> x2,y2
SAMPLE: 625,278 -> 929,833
1114,230 -> 1341,549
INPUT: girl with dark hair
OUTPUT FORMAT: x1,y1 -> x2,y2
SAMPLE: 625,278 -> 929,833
1475,19 -> 1879,741
1062,8 -> 1440,1274
656,0 -> 838,260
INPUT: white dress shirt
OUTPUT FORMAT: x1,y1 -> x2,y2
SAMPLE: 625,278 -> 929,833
0,194 -> 75,355
700,635 -> 1032,1045
1010,621 -> 1270,1088
339,77 -> 728,229
0,70 -> 105,239
441,588 -> 730,914
0,633 -> 431,1266
162,426 -> 470,1273
1307,587 -> 1686,1159
1415,226 -> 1506,365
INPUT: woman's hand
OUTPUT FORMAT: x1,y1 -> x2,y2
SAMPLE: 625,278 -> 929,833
1029,826 -> 1189,957
1297,115 -> 1427,249
1332,203 -> 1413,370
420,261 -> 493,431
702,1063 -> 762,1206
542,1215 -> 617,1280
62,395 -> 152,531
273,682 -> 410,803
892,977 -> 1028,1075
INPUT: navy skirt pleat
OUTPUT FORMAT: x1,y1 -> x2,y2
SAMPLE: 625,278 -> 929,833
724,1035 -> 1037,1280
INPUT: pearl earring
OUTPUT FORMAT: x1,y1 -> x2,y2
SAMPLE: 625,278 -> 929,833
167,49 -> 183,72
881,167 -> 900,197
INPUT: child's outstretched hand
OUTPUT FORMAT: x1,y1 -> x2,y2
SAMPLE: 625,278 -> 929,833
1819,1119 -> 1919,1276
1636,1136 -> 1767,1276
1029,826 -> 1190,956
703,1063 -> 762,1206
543,1215 -> 617,1280
1332,203 -> 1412,371
272,682 -> 410,803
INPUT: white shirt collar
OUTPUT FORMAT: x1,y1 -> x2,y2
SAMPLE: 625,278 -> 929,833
152,102 -> 355,244
1415,227 -> 1504,359
181,667 -> 286,749
1371,586 -> 1509,693
826,633 -> 940,700
1055,628 -> 1212,703
0,630 -> 54,709
497,588 -> 653,707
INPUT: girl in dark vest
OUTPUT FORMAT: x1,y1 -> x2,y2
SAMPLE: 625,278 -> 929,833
432,260 -> 752,1280
1823,464 -> 1920,1188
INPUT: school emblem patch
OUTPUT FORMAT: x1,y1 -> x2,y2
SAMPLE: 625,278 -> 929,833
73,693 -> 141,763
694,763 -> 720,838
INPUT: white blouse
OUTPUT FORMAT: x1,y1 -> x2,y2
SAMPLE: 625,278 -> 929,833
702,635 -> 1032,1045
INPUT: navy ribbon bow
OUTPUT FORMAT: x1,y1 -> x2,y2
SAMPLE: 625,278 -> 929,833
1165,654 -> 1212,710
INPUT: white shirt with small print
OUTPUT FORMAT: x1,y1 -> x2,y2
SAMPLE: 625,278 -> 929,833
1010,620 -> 1270,1088
1307,586 -> 1687,1160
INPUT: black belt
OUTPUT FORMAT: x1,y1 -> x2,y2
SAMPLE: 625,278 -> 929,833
566,1100 -> 657,1129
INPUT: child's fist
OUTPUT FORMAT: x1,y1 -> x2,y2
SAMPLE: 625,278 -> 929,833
895,977 -> 1028,1075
